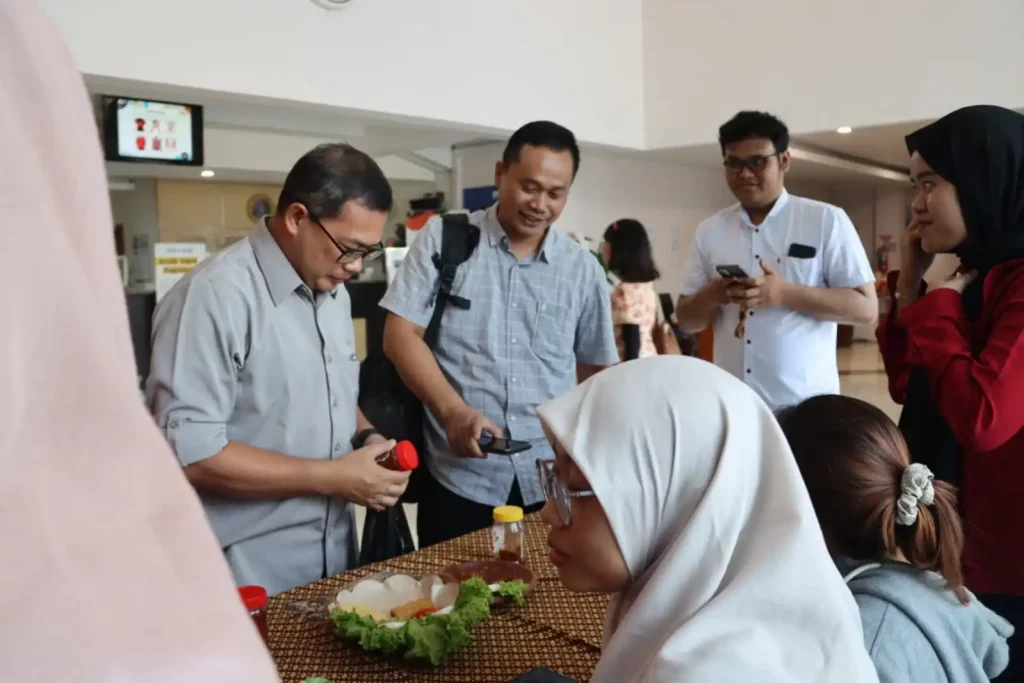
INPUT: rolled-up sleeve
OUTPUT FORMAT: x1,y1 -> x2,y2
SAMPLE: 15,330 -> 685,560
574,259 -> 619,366
379,217 -> 443,328
679,225 -> 710,297
146,275 -> 245,467
824,208 -> 875,289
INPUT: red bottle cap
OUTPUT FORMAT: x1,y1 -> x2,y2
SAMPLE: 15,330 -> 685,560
238,585 -> 268,611
393,440 -> 419,471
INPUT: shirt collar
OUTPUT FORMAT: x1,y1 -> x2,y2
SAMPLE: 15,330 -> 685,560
483,204 -> 561,263
738,188 -> 790,228
251,217 -> 337,305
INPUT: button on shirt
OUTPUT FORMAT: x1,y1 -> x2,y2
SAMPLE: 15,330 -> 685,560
146,218 -> 360,595
380,207 -> 618,507
680,191 -> 874,411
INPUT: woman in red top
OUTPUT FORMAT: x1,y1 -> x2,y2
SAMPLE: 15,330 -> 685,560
879,105 -> 1024,679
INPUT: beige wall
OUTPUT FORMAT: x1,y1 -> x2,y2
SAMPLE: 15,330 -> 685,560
156,180 -> 280,250
155,178 -> 439,252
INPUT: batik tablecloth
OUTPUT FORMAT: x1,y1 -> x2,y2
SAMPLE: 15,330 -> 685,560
267,515 -> 608,683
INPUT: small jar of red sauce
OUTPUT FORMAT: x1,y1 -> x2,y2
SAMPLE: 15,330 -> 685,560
492,505 -> 525,563
238,585 -> 269,645
376,440 -> 419,472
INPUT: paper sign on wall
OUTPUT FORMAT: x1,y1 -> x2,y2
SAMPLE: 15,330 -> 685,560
154,242 -> 207,302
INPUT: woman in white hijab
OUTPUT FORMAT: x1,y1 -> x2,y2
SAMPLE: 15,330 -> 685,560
536,356 -> 879,682
0,0 -> 279,680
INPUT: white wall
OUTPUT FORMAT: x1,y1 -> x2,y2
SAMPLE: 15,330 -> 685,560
454,144 -> 735,296
43,0 -> 1023,151
41,0 -> 646,148
643,0 -> 1024,148
207,127 -> 435,182
110,178 -> 159,286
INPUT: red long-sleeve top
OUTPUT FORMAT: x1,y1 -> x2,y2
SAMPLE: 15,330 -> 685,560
878,261 -> 1024,596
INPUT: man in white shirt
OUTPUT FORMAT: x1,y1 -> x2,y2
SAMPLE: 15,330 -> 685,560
676,111 -> 878,411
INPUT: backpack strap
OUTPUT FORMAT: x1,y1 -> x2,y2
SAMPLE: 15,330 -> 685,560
424,214 -> 480,348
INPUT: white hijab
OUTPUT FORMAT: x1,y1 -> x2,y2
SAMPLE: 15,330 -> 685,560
0,0 -> 278,680
537,357 -> 878,683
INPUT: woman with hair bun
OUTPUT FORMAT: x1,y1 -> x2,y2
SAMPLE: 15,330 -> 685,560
778,394 -> 1013,683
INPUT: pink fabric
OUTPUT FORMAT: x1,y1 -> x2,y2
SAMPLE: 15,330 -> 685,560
611,282 -> 658,359
0,1 -> 280,681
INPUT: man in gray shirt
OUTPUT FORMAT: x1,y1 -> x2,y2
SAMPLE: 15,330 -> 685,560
147,144 -> 409,595
381,121 -> 618,547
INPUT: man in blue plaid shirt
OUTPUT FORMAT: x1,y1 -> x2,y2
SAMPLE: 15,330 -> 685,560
381,121 -> 618,546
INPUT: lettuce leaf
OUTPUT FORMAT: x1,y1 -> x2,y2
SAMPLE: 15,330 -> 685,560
455,576 -> 494,626
301,679 -> 333,683
328,576 -> 528,666
495,580 -> 528,605
330,610 -> 407,654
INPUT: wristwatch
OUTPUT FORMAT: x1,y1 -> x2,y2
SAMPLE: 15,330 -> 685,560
351,428 -> 380,449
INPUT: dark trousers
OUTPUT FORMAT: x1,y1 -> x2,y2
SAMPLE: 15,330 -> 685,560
977,594 -> 1024,682
416,467 -> 544,549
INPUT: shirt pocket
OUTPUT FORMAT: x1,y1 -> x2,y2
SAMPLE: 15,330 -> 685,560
530,300 -> 575,365
782,253 -> 823,288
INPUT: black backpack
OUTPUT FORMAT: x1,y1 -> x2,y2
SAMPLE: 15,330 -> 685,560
357,213 -> 480,504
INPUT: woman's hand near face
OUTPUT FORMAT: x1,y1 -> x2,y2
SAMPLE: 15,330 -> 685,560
896,217 -> 935,305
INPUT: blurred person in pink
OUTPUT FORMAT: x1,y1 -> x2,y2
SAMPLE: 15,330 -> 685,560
0,1 -> 280,681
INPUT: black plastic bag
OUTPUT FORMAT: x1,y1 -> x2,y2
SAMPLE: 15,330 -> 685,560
359,506 -> 416,565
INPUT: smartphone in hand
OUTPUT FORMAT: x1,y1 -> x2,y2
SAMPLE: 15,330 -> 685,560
716,264 -> 748,279
478,433 -> 532,455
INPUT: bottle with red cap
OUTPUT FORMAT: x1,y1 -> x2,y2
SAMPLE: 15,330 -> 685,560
238,585 -> 269,645
376,439 -> 418,472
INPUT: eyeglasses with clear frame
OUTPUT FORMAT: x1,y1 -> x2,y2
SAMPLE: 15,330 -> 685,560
307,208 -> 385,265
537,458 -> 596,528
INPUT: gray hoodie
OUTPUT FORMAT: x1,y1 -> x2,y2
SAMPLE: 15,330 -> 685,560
838,560 -> 1014,683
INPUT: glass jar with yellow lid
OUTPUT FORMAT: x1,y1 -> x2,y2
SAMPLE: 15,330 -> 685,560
491,505 -> 525,563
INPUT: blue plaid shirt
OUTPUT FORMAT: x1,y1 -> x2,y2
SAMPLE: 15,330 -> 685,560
380,206 -> 618,507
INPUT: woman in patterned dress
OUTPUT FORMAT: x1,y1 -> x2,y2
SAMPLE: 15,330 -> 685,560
602,219 -> 661,361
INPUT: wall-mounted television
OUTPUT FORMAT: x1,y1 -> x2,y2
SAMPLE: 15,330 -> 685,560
102,96 -> 204,166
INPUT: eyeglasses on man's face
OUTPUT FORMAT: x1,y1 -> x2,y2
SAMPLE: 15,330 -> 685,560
307,209 -> 385,265
537,458 -> 596,528
723,153 -> 780,174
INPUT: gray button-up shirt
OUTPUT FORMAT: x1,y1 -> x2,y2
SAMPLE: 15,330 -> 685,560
380,206 -> 618,507
146,219 -> 360,595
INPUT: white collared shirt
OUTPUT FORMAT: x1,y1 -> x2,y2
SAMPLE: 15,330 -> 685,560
681,190 -> 874,411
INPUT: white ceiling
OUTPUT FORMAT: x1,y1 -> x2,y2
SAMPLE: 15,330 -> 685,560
93,76 -> 950,191
646,142 -> 908,189
795,123 -> 920,168
88,77 -> 480,158
796,107 -> 1024,169
90,79 -> 478,185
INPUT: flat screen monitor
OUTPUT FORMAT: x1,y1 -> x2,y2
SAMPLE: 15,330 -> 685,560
102,96 -> 203,166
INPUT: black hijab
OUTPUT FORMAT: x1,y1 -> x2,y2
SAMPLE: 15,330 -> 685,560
900,105 -> 1024,483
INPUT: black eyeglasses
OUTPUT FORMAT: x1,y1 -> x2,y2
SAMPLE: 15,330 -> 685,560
308,211 -> 384,265
723,153 -> 780,173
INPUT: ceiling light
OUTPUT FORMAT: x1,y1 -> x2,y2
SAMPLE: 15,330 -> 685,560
200,169 -> 215,178
836,126 -> 853,135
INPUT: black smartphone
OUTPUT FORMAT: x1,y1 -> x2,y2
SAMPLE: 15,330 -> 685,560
479,433 -> 532,455
716,264 -> 748,279
788,243 -> 817,259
